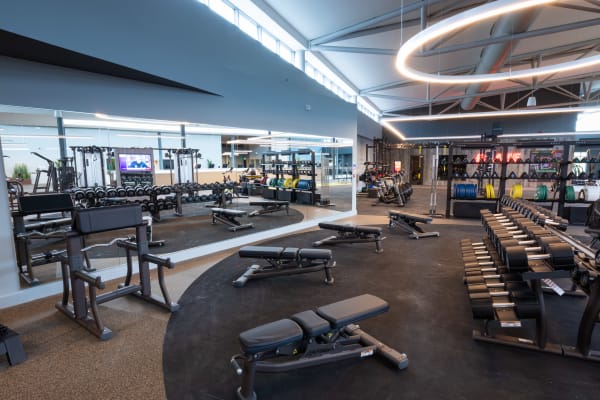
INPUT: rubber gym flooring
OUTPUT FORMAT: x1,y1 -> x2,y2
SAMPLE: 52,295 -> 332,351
163,224 -> 600,400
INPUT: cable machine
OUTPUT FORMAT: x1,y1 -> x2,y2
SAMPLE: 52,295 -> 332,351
71,146 -> 109,188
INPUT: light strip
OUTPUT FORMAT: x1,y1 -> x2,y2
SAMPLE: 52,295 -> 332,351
383,106 -> 600,123
94,113 -> 188,125
0,134 -> 92,139
394,0 -> 600,84
398,130 -> 600,141
117,134 -> 183,140
65,118 -> 268,136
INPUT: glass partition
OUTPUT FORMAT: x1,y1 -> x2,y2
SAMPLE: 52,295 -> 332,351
1,106 -> 353,289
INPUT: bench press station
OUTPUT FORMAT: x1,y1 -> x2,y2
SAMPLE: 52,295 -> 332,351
248,200 -> 289,217
313,222 -> 385,253
211,208 -> 254,231
230,294 -> 408,400
233,246 -> 334,287
389,210 -> 440,239
55,204 -> 179,340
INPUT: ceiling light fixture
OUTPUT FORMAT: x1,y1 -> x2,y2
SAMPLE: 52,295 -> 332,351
0,134 -> 92,140
395,0 -> 600,84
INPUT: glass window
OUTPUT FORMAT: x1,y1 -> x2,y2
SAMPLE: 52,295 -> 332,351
238,13 -> 258,40
279,43 -> 293,64
210,0 -> 235,23
261,30 -> 278,53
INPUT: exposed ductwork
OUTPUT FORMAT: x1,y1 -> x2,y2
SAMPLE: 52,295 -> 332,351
460,9 -> 543,111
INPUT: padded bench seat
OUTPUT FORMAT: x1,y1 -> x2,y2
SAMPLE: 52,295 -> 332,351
317,294 -> 389,329
314,223 -> 385,253
212,208 -> 247,216
234,246 -> 335,287
292,310 -> 331,337
388,210 -> 439,239
239,318 -> 303,354
318,222 -> 382,235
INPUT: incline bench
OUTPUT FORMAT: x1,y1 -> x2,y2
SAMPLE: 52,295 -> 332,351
313,222 -> 385,253
233,246 -> 334,287
211,208 -> 254,231
230,294 -> 408,400
248,200 -> 289,216
389,210 -> 440,239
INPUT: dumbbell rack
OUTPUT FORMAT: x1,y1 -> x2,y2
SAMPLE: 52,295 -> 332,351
462,235 -> 570,351
462,197 -> 600,361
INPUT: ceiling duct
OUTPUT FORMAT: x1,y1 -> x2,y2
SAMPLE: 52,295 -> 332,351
460,9 -> 542,111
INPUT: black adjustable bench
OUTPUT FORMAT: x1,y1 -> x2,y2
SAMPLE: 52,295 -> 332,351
211,208 -> 254,231
389,210 -> 440,239
313,222 -> 385,253
233,246 -> 335,287
248,200 -> 289,216
230,294 -> 408,400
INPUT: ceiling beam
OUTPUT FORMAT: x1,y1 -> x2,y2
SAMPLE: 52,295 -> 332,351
419,17 -> 600,57
552,1 -> 600,13
316,0 -> 487,44
248,0 -> 309,48
309,0 -> 447,46
311,45 -> 396,55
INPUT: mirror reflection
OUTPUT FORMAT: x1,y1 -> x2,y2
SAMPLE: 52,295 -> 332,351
2,106 -> 353,288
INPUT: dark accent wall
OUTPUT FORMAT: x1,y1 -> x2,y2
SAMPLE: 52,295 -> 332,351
386,113 -> 577,141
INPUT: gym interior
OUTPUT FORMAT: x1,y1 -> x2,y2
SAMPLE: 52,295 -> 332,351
2,1 -> 600,399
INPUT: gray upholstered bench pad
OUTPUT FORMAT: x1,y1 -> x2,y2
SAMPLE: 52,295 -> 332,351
249,201 -> 289,206
316,294 -> 388,329
212,208 -> 247,216
298,248 -> 332,260
389,210 -> 432,223
292,310 -> 330,337
318,222 -> 381,234
239,246 -> 284,258
239,319 -> 303,354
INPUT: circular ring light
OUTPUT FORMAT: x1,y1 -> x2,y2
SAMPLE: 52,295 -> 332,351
396,0 -> 600,84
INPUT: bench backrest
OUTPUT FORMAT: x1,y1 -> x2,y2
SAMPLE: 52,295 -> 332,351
18,193 -> 73,215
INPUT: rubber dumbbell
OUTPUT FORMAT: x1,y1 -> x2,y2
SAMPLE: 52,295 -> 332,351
504,242 -> 574,272
469,289 -> 540,323
468,280 -> 530,294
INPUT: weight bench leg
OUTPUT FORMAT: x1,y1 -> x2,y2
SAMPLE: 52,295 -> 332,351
237,357 -> 258,400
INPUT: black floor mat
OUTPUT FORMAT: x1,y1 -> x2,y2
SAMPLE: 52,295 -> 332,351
163,224 -> 600,400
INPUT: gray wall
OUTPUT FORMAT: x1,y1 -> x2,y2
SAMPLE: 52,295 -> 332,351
0,0 -> 356,138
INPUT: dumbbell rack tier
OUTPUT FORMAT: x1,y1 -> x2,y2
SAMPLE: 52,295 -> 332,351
260,149 -> 317,205
445,141 -> 576,218
69,182 -> 238,222
463,201 -> 600,361
463,235 -> 570,351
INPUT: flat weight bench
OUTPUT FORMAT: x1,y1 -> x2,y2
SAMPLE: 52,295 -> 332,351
211,208 -> 254,231
313,222 -> 385,253
233,246 -> 335,287
248,201 -> 289,217
389,210 -> 440,239
230,294 -> 408,400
